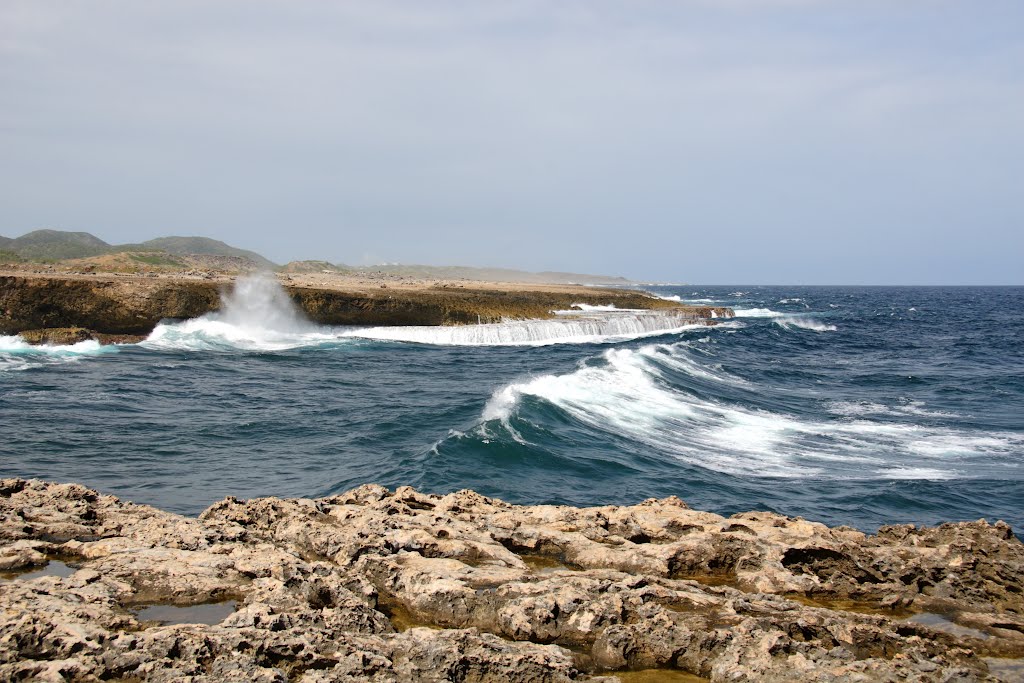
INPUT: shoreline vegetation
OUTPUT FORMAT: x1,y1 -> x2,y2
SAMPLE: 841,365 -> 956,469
1,479 -> 1022,681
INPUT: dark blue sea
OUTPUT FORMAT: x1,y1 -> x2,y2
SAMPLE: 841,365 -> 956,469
2,283 -> 1022,534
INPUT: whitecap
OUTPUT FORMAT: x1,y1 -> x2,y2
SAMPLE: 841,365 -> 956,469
774,317 -> 837,332
477,341 -> 1022,481
0,335 -> 115,372
732,308 -> 784,318
874,467 -> 957,480
143,318 -> 344,352
346,315 -> 708,347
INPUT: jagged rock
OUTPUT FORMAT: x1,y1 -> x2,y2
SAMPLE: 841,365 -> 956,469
2,479 -> 1022,681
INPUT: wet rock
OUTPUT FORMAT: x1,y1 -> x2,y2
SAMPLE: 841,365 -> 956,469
2,479 -> 1022,681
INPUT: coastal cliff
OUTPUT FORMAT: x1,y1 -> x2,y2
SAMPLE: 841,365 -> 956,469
0,274 -> 731,341
2,480 -> 1022,681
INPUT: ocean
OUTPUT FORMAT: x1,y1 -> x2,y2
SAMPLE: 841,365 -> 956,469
2,281 -> 1022,534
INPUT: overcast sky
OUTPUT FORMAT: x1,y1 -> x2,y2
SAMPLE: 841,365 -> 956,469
1,1 -> 1021,284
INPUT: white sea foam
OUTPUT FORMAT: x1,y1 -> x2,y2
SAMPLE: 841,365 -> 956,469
479,341 -> 1022,480
144,318 -> 343,352
142,274 -> 341,352
774,317 -> 837,332
733,308 -> 783,318
875,467 -> 957,480
828,400 -> 957,419
0,335 -> 113,372
346,315 -> 707,347
733,307 -> 835,331
651,294 -> 723,305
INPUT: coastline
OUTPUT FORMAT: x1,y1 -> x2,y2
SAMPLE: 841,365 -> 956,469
2,479 -> 1022,681
0,269 -> 732,343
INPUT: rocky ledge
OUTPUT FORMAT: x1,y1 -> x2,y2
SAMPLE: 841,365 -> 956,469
0,274 -> 731,339
2,480 -> 1022,682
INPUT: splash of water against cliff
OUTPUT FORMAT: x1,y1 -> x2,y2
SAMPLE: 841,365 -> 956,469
219,274 -> 313,333
142,274 -> 338,351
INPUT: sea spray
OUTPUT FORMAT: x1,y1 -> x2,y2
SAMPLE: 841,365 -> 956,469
142,274 -> 336,351
219,274 -> 313,334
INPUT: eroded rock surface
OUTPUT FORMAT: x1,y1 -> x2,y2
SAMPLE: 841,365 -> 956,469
2,479 -> 1021,681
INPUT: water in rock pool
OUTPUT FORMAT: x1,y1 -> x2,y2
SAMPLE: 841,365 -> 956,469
1,282 -> 1022,534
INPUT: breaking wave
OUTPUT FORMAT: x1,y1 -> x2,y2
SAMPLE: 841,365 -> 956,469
141,274 -> 341,352
0,335 -> 115,372
479,339 -> 1021,480
774,317 -> 837,332
348,315 -> 712,347
733,307 -> 783,317
732,307 -> 836,331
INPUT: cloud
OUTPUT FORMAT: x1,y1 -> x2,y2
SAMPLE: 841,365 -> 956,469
1,1 -> 1022,283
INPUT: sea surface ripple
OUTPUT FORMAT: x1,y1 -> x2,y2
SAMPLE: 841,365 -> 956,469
2,284 -> 1022,533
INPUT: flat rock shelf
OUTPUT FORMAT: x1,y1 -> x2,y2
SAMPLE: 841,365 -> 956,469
1,479 -> 1022,682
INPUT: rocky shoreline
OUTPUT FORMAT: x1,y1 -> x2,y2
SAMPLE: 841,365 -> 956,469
0,272 -> 731,343
1,480 -> 1022,681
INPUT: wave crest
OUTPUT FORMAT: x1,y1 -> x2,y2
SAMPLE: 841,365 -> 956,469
478,340 -> 1020,480
0,335 -> 114,372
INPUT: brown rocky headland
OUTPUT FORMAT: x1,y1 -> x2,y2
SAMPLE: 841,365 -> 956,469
2,479 -> 1022,681
0,270 -> 732,343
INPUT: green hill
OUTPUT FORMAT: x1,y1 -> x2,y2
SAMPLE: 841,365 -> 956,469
1,230 -> 276,268
7,229 -> 111,260
137,236 -> 276,269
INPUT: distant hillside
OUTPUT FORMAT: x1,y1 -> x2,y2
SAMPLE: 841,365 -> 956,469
280,260 -> 632,285
0,229 -> 275,269
2,229 -> 631,284
356,264 -> 632,286
5,229 -> 111,260
134,236 -> 276,270
280,260 -> 351,274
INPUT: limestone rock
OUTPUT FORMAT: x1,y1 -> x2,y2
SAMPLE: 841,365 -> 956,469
2,479 -> 1022,681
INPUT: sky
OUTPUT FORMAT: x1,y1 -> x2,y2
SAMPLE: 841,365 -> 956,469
1,1 -> 1022,284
